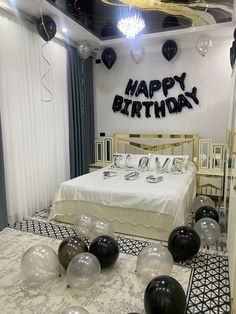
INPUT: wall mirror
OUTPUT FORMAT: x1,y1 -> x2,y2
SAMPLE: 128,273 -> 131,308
198,139 -> 212,170
212,144 -> 224,171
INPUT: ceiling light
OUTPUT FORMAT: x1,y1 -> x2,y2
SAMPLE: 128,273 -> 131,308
62,27 -> 68,33
117,14 -> 145,39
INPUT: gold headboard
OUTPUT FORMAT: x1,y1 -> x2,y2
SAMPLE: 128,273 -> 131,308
113,133 -> 199,162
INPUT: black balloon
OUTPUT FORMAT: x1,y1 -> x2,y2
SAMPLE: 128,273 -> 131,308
144,275 -> 186,314
89,235 -> 119,268
162,40 -> 178,62
58,236 -> 88,269
230,41 -> 236,68
168,226 -> 200,262
195,205 -> 219,223
36,15 -> 57,42
102,47 -> 117,70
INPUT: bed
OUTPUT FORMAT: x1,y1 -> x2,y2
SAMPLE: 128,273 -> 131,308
49,133 -> 198,241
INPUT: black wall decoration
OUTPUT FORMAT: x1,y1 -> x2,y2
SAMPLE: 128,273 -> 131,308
162,40 -> 178,62
112,72 -> 199,119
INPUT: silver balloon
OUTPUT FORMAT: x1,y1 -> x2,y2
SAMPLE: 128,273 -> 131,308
75,214 -> 94,237
136,244 -> 174,282
194,218 -> 221,246
87,218 -> 114,241
130,43 -> 145,64
196,34 -> 212,57
61,306 -> 90,314
21,244 -> 61,283
77,41 -> 91,60
193,195 -> 215,212
67,253 -> 100,289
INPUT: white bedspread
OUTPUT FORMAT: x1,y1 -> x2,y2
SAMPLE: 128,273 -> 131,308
52,165 -> 196,222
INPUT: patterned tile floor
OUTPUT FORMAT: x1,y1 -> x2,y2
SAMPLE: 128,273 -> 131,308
8,209 -> 231,314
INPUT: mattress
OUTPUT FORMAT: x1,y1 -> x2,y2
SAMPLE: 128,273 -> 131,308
50,165 -> 196,241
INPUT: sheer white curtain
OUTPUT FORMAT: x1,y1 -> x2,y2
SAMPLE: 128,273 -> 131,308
0,10 -> 70,222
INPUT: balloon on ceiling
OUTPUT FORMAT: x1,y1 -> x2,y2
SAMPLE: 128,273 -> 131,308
230,28 -> 236,68
77,41 -> 92,60
130,43 -> 145,64
195,34 -> 212,57
162,40 -> 178,61
36,15 -> 57,41
102,47 -> 117,70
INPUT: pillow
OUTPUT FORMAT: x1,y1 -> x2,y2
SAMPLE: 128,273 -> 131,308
148,154 -> 189,173
111,153 -> 149,170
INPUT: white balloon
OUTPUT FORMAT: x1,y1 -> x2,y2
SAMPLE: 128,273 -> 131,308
193,195 -> 215,212
136,244 -> 174,282
75,214 -> 95,237
130,43 -> 145,64
196,34 -> 212,57
21,244 -> 61,283
77,41 -> 91,60
61,306 -> 90,314
87,218 -> 114,241
194,218 -> 221,246
67,253 -> 100,289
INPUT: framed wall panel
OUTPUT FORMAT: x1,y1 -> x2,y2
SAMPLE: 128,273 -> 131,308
95,140 -> 104,163
104,137 -> 113,163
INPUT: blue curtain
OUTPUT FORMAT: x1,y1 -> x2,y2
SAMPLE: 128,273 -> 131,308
67,45 -> 95,178
0,113 -> 8,230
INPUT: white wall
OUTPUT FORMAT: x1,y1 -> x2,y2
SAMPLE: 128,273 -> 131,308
94,30 -> 233,143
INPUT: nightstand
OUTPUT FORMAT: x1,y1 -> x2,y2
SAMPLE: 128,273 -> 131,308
89,162 -> 111,173
196,170 -> 224,204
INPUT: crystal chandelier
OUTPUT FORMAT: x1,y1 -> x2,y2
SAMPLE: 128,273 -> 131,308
117,14 -> 145,39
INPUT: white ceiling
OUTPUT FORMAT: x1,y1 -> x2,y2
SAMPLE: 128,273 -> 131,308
1,0 -> 236,53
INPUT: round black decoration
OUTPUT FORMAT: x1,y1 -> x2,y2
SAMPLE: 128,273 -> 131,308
144,275 -> 186,314
89,235 -> 119,268
168,226 -> 200,262
195,205 -> 219,223
36,15 -> 57,42
102,47 -> 117,70
58,236 -> 88,269
162,40 -> 178,62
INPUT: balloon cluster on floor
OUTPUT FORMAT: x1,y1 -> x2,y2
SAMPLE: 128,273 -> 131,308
20,213 -> 119,314
20,195 -> 220,314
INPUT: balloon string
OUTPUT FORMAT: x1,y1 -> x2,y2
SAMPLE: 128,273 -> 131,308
40,42 -> 53,103
40,0 -> 53,103
40,0 -> 50,42
81,60 -> 85,115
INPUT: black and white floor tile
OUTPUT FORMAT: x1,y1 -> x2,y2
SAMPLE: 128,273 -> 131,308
8,215 -> 231,314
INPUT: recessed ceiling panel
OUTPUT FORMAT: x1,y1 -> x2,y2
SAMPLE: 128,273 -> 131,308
47,0 -> 234,40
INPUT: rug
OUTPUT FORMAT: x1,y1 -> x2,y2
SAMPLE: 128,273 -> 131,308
8,217 -> 231,313
0,228 -> 191,314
